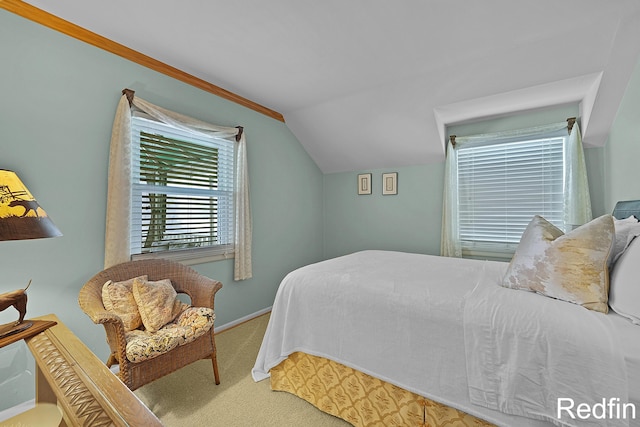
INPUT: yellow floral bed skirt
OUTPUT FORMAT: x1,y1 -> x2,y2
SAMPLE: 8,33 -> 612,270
270,352 -> 495,427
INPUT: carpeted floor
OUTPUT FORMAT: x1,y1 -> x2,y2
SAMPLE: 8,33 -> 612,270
134,313 -> 350,426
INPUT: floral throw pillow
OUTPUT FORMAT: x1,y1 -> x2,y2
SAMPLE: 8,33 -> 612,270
101,275 -> 148,331
132,278 -> 189,332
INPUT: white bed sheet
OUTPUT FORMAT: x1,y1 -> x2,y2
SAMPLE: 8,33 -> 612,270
252,250 -> 639,427
464,264 -> 629,427
611,311 -> 640,404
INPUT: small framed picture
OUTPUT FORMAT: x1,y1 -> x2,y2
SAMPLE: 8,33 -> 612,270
357,173 -> 372,195
382,172 -> 398,195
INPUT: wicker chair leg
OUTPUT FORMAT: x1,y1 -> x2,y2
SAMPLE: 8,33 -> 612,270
106,354 -> 118,367
212,351 -> 220,385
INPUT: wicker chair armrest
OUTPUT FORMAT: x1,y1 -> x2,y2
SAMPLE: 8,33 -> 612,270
191,276 -> 222,309
89,310 -> 129,358
88,309 -> 124,326
179,275 -> 222,309
78,279 -> 127,335
78,287 -> 128,369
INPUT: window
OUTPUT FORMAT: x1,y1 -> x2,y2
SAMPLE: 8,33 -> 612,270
130,115 -> 235,262
454,126 -> 568,257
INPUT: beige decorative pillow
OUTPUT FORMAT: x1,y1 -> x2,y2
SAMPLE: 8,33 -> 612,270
102,275 -> 148,331
132,278 -> 189,332
501,214 -> 614,313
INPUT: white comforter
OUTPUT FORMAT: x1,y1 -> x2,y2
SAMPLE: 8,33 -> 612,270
252,251 -> 632,427
464,260 -> 629,427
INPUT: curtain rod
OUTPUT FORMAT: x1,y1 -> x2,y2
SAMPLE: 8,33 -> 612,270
122,88 -> 244,140
122,88 -> 135,107
447,117 -> 578,146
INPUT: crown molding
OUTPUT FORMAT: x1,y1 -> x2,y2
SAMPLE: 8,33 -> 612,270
0,0 -> 285,122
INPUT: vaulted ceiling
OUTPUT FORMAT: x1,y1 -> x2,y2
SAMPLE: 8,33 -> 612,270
20,0 -> 640,173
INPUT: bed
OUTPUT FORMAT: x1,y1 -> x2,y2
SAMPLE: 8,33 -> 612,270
252,201 -> 640,427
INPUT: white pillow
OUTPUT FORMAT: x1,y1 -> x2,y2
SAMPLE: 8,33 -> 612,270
609,237 -> 640,324
612,215 -> 640,265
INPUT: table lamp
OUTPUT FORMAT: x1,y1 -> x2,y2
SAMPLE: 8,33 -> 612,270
0,169 -> 62,338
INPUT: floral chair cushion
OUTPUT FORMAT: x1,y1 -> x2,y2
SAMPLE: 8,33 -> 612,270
124,307 -> 216,363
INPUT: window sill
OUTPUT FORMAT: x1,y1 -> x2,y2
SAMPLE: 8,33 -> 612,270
461,249 -> 513,262
132,248 -> 235,266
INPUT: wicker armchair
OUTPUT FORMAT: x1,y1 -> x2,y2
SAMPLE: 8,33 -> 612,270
78,258 -> 222,391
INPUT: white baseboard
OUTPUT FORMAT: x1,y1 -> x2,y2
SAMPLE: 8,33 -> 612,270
0,399 -> 35,422
214,306 -> 271,333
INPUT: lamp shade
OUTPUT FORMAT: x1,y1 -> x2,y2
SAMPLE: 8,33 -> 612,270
0,169 -> 62,241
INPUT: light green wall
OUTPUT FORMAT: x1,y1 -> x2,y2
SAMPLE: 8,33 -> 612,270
446,104 -> 578,135
323,165 -> 444,259
322,103 -> 617,261
0,10 -> 323,410
605,57 -> 640,211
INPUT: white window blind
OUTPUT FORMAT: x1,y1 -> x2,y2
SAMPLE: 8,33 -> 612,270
130,116 -> 235,259
457,131 -> 565,254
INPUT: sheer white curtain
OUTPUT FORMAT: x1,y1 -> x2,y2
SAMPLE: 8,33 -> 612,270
441,140 -> 461,257
563,122 -> 592,228
104,91 -> 253,280
440,120 -> 592,257
234,131 -> 252,280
